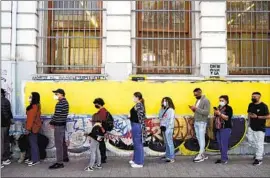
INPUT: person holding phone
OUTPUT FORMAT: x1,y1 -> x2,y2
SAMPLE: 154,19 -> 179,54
247,92 -> 270,166
159,97 -> 175,163
213,95 -> 233,164
189,88 -> 210,163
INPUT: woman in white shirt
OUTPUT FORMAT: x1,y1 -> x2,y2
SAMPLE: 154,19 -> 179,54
159,97 -> 176,163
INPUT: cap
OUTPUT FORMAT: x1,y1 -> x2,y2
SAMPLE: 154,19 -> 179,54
53,88 -> 65,96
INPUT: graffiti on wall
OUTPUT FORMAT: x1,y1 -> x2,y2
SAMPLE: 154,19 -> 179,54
1,69 -> 13,101
11,115 -> 270,157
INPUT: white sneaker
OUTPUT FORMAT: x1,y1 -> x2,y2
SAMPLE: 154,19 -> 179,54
24,159 -> 31,164
28,161 -> 40,167
1,165 -> 4,169
2,159 -> 11,165
129,160 -> 134,164
202,154 -> 208,160
193,154 -> 204,163
131,163 -> 143,168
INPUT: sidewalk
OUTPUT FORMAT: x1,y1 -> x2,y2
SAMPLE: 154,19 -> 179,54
1,156 -> 270,177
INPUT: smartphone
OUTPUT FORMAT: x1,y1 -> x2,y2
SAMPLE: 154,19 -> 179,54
213,107 -> 218,110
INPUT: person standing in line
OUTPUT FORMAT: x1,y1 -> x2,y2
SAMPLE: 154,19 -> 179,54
93,98 -> 108,163
129,92 -> 146,168
25,92 -> 42,166
189,88 -> 210,163
1,88 -> 13,168
159,97 -> 176,163
84,114 -> 105,171
49,89 -> 69,169
214,95 -> 233,164
247,92 -> 270,166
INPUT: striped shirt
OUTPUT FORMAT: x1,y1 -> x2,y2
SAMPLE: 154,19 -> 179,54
50,98 -> 69,126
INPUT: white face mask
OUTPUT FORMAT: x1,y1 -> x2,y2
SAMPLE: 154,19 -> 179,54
54,95 -> 59,100
28,98 -> 32,103
219,101 -> 226,107
163,101 -> 167,107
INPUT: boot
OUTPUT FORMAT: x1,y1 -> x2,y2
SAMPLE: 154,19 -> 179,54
18,152 -> 26,163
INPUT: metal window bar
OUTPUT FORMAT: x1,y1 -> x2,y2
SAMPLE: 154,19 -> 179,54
227,0 -> 270,75
37,0 -> 104,74
134,0 -> 199,74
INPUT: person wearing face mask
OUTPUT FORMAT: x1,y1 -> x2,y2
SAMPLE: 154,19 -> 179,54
129,92 -> 146,168
49,89 -> 69,169
213,95 -> 233,164
25,92 -> 42,166
247,92 -> 270,166
93,98 -> 108,163
159,97 -> 175,163
189,88 -> 210,163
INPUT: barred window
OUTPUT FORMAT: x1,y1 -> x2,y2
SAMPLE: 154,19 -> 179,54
136,0 -> 193,74
227,1 -> 270,75
47,1 -> 103,73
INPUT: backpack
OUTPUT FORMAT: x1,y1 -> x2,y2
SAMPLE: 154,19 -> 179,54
102,112 -> 114,132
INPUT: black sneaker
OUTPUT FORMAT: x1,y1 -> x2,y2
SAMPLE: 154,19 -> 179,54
165,159 -> 175,163
49,163 -> 64,169
93,164 -> 102,169
215,160 -> 228,164
63,158 -> 69,162
101,160 -> 107,164
253,159 -> 262,166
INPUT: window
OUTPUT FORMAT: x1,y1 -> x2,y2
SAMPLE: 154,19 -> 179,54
227,1 -> 270,75
136,1 -> 192,74
47,1 -> 103,73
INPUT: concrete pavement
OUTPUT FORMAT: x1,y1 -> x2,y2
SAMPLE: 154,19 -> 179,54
1,156 -> 270,177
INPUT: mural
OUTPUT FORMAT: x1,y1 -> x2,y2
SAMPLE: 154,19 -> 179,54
10,115 -> 270,157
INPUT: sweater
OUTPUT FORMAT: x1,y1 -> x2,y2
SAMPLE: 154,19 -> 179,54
88,123 -> 105,141
50,98 -> 69,126
194,95 -> 210,122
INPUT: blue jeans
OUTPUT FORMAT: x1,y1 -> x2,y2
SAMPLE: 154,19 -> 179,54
163,129 -> 175,159
131,122 -> 144,165
29,133 -> 40,162
216,128 -> 231,161
194,121 -> 207,154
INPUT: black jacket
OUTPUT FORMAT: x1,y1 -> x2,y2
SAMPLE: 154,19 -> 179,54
88,123 -> 105,141
1,96 -> 13,127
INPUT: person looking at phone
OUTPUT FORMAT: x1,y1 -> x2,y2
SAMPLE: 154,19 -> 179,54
247,92 -> 270,166
189,88 -> 210,163
213,95 -> 233,164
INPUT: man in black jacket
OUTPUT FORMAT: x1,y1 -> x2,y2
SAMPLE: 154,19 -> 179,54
1,88 -> 13,168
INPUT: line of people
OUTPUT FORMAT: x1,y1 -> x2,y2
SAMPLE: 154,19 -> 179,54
1,87 -> 269,171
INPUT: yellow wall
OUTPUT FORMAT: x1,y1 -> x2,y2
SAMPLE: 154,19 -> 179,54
24,81 -> 270,115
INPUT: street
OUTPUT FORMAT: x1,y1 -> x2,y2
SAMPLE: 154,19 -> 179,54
1,155 -> 270,177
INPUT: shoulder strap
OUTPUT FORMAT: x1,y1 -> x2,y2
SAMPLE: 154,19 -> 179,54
162,108 -> 170,118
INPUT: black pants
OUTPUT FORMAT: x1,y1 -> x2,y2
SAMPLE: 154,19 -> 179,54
99,140 -> 107,162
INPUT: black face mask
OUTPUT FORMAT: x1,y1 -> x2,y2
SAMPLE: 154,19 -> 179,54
251,98 -> 257,103
196,96 -> 201,100
95,105 -> 100,109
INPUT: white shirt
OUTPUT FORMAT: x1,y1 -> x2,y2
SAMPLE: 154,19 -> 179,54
196,99 -> 201,107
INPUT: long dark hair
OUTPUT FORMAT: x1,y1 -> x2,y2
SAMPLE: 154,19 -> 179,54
162,97 -> 175,109
26,92 -> 40,111
134,92 -> 144,106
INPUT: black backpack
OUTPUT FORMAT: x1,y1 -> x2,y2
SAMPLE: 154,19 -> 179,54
102,112 -> 114,132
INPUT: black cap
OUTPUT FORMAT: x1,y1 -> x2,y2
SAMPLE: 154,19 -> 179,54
53,88 -> 65,96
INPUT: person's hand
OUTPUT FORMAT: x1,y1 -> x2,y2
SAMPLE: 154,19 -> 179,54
25,130 -> 30,135
49,124 -> 55,129
66,140 -> 70,147
189,105 -> 196,112
250,113 -> 258,119
214,110 -> 221,116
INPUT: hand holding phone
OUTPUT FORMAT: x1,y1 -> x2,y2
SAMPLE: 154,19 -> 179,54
213,107 -> 218,110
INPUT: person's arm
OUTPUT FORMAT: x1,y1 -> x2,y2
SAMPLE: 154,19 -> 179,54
136,103 -> 145,124
2,98 -> 12,121
220,106 -> 233,121
165,108 -> 175,128
195,99 -> 210,116
26,105 -> 38,131
50,103 -> 61,124
258,104 -> 270,120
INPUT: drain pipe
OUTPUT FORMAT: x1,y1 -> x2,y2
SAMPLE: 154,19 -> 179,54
11,1 -> 17,115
